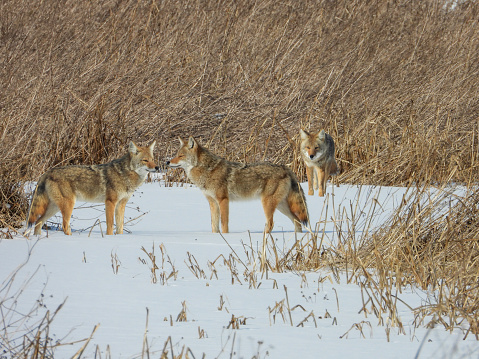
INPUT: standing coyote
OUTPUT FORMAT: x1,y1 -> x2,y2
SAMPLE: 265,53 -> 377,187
300,129 -> 338,196
167,136 -> 309,233
27,141 -> 158,236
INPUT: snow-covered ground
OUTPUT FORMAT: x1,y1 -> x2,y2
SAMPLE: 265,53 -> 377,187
1,180 -> 478,358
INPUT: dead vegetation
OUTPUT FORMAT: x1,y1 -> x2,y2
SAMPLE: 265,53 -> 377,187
2,0 -> 479,352
269,183 -> 479,339
1,0 -> 479,224
0,249 -> 100,358
357,186 -> 479,340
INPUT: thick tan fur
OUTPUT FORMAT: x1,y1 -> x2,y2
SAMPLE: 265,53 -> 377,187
300,129 -> 338,197
167,136 -> 308,233
27,141 -> 158,236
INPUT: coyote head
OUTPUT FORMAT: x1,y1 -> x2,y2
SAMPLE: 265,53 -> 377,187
167,137 -> 199,173
300,129 -> 327,161
129,141 -> 159,177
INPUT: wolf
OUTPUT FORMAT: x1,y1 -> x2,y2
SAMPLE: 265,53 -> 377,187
300,129 -> 338,196
27,141 -> 158,236
167,136 -> 309,233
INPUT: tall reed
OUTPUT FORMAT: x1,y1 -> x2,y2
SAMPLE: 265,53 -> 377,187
2,1 -> 479,227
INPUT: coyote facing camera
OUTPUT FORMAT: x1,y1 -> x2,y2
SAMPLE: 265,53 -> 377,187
27,141 -> 158,236
300,129 -> 338,197
167,136 -> 309,233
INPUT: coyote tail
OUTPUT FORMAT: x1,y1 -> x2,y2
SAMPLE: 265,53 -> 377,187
26,177 -> 49,228
287,175 -> 309,226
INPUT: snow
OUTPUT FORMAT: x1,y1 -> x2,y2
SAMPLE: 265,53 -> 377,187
1,179 -> 479,358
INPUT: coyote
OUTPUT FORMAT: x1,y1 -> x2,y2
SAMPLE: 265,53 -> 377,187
27,141 -> 158,236
300,129 -> 338,196
167,136 -> 309,233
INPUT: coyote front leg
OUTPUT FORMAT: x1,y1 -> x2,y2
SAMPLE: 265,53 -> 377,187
206,195 -> 220,233
218,197 -> 229,233
105,198 -> 117,235
115,197 -> 129,234
316,167 -> 326,197
306,166 -> 315,196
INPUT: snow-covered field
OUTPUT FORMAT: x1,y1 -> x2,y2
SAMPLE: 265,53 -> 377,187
1,180 -> 479,358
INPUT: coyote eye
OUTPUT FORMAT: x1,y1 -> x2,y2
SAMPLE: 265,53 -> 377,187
142,159 -> 148,163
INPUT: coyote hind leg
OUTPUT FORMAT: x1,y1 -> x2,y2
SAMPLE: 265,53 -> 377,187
277,200 -> 302,232
261,196 -> 280,233
58,198 -> 75,235
33,202 -> 59,235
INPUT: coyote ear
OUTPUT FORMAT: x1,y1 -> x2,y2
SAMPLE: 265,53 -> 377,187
318,129 -> 326,140
188,136 -> 197,149
300,129 -> 309,139
129,141 -> 139,154
178,137 -> 185,146
149,141 -> 156,151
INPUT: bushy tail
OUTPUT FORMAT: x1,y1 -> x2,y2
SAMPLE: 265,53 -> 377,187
287,173 -> 309,226
26,178 -> 49,228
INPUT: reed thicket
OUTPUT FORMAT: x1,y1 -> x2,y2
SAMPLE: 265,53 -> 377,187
1,0 -> 479,338
2,0 -> 479,225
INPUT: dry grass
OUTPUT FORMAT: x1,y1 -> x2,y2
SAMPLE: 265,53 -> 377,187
1,0 -> 479,225
270,182 -> 479,338
2,0 -> 479,349
0,248 -> 100,358
139,243 -> 177,285
357,185 -> 479,339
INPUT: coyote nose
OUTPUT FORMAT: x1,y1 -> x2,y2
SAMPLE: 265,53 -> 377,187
166,161 -> 170,166
309,155 -> 314,159
155,166 -> 160,171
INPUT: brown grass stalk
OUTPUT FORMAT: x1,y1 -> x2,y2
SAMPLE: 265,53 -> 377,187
2,0 -> 479,226
3,0 -> 479,345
